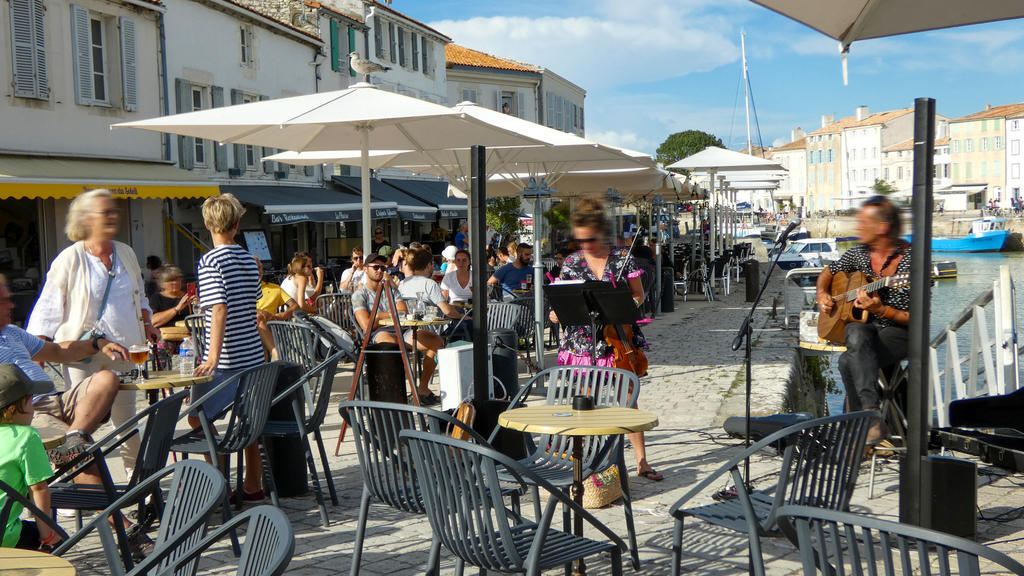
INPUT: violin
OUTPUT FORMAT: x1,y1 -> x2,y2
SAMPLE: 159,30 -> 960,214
604,322 -> 648,376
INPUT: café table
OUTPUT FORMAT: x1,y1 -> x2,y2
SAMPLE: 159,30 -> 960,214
119,370 -> 212,405
498,404 -> 658,575
0,547 -> 76,575
378,316 -> 450,380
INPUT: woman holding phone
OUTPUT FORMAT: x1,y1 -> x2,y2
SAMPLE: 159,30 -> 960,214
149,266 -> 196,328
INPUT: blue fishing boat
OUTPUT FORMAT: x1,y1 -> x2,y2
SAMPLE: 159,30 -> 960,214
906,218 -> 1009,253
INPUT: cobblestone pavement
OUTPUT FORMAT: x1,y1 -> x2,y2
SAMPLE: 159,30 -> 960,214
60,270 -> 1024,575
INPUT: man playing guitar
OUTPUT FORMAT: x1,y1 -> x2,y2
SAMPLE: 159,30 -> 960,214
816,196 -> 910,444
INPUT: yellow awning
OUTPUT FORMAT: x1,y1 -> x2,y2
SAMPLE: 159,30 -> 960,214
0,155 -> 219,200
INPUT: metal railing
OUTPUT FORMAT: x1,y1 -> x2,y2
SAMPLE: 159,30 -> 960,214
930,265 -> 1019,427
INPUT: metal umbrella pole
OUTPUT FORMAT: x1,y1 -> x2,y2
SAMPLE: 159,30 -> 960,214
521,178 -> 553,370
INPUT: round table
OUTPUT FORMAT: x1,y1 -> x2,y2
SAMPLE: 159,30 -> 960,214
498,405 -> 658,575
120,370 -> 213,405
0,547 -> 76,575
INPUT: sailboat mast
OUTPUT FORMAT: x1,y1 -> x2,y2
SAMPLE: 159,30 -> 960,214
742,31 -> 753,155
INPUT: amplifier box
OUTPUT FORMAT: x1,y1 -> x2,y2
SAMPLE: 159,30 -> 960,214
901,455 -> 976,539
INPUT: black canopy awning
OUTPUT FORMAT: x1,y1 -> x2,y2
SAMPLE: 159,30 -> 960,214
332,176 -> 437,221
225,184 -> 398,223
381,177 -> 467,219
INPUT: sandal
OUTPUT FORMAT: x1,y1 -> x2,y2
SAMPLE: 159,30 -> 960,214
126,524 -> 155,561
637,468 -> 664,481
418,392 -> 441,407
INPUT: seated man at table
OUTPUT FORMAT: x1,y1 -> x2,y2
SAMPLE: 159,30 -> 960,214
487,242 -> 533,300
353,254 -> 442,406
0,274 -> 127,470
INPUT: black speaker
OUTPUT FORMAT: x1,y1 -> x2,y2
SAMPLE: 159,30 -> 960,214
901,455 -> 976,539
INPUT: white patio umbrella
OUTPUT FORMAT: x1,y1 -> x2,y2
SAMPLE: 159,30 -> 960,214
113,82 -> 543,258
749,1 -> 1024,82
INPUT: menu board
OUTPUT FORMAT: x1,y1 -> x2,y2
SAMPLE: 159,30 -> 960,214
242,230 -> 272,261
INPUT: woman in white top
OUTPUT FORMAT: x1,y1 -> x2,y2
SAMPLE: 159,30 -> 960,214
440,249 -> 473,303
280,251 -> 323,312
27,188 -> 158,475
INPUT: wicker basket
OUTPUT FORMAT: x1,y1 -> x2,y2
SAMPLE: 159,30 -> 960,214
582,465 -> 624,509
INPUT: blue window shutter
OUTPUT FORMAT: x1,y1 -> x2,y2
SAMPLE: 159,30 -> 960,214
329,20 -> 339,72
348,28 -> 357,77
119,17 -> 137,111
174,78 -> 194,169
211,86 -> 227,171
70,4 -> 93,105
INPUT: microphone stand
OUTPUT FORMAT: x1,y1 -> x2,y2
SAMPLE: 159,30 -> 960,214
731,230 -> 794,486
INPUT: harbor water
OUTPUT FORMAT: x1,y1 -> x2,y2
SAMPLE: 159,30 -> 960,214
827,252 -> 1024,415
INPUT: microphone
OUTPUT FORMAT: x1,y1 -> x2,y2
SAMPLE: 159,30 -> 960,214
776,218 -> 802,242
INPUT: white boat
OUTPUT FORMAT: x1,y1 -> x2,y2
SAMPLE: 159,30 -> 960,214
776,238 -> 840,270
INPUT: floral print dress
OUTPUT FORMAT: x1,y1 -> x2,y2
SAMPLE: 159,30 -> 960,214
555,247 -> 649,366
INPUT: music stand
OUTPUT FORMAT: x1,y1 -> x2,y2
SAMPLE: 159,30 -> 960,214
547,281 -> 640,363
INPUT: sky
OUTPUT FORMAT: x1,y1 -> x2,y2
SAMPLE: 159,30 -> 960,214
395,0 -> 1024,157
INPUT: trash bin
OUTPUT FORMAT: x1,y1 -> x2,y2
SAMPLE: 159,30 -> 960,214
489,329 -> 518,398
364,342 -> 407,403
743,259 -> 760,302
661,266 -> 675,312
266,363 -> 307,497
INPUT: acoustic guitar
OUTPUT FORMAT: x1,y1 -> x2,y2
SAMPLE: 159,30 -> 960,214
817,271 -> 911,344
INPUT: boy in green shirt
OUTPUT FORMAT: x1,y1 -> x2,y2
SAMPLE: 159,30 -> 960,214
0,363 -> 60,550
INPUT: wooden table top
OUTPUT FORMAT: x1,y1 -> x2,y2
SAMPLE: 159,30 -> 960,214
499,405 -> 658,436
119,370 -> 212,391
33,413 -> 68,450
0,544 -> 77,575
378,317 -> 450,327
799,340 -> 846,353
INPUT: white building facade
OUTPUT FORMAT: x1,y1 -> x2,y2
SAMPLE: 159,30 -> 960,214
772,132 -> 807,212
445,44 -> 540,122
1008,113 -> 1024,203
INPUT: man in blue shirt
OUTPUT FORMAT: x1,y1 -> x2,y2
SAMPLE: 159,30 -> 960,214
454,222 -> 468,250
487,242 -> 533,298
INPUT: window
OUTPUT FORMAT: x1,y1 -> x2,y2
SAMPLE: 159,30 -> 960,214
952,140 -> 960,153
828,171 -> 834,185
10,0 -> 48,99
873,168 -> 878,180
1013,164 -> 1021,179
862,169 -> 867,181
818,172 -> 823,185
828,149 -> 834,163
460,88 -> 477,103
852,148 -> 857,161
88,18 -> 107,102
500,91 -> 515,116
966,139 -> 974,153
411,31 -> 419,71
1013,120 -> 1020,130
808,169 -> 815,187
191,87 -> 206,166
240,25 -> 254,66
373,18 -> 384,58
872,147 -> 877,159
885,168 -> 890,180
397,27 -> 406,67
994,160 -> 1001,175
70,6 -> 135,110
995,136 -> 1002,150
981,161 -> 987,177
982,137 -> 989,151
966,162 -> 973,178
1013,140 -> 1021,156
388,22 -> 396,63
897,166 -> 903,180
420,36 -> 429,74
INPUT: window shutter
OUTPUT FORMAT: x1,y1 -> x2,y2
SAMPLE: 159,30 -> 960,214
411,31 -> 418,71
258,95 -> 273,174
373,17 -> 383,58
388,22 -> 396,63
304,164 -> 314,177
329,20 -> 339,72
493,89 -> 500,111
211,86 -> 227,171
420,36 -> 428,74
347,28 -> 357,76
11,0 -> 47,99
119,17 -> 137,111
70,4 -> 93,105
231,89 -> 246,170
174,79 -> 194,169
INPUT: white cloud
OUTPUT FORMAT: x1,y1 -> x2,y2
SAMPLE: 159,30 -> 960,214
428,1 -> 742,91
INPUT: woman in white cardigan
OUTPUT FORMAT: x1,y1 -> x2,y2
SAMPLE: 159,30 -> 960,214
27,189 -> 158,475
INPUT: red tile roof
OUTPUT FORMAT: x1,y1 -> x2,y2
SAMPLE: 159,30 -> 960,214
445,44 -> 539,73
954,102 -> 1024,121
773,137 -> 806,152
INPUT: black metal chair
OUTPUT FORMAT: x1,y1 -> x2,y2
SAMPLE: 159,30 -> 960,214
338,400 -> 493,576
172,363 -> 284,514
151,505 -> 295,576
262,352 -> 344,526
49,391 -> 187,540
490,365 -> 643,569
0,478 -> 69,546
779,504 -> 1024,576
669,411 -> 881,576
401,430 -> 627,576
52,459 -> 226,576
267,320 -> 320,372
317,292 -> 358,336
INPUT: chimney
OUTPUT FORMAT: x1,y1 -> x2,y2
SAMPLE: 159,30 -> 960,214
856,105 -> 869,121
791,127 -> 805,142
821,114 -> 834,128
986,103 -> 992,111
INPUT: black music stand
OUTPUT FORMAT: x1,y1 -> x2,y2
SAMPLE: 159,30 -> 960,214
547,281 -> 640,363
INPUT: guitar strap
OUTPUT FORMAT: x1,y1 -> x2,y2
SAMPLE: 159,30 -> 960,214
879,241 -> 907,276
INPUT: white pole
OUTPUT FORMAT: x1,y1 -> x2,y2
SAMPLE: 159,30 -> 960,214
742,31 -> 753,157
533,193 -> 545,369
360,126 -> 372,258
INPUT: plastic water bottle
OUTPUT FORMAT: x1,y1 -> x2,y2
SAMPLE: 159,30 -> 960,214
179,337 -> 195,376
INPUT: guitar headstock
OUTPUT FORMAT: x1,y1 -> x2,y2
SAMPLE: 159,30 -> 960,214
881,273 -> 911,290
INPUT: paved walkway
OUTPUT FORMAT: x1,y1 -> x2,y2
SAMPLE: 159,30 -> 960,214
61,268 -> 1024,575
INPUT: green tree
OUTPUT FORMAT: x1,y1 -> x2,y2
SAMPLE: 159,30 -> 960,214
656,130 -> 724,173
486,197 -> 523,242
871,178 -> 896,195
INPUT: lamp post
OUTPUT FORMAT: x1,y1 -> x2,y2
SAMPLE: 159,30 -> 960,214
652,195 -> 666,314
605,188 -> 622,244
521,178 -> 554,370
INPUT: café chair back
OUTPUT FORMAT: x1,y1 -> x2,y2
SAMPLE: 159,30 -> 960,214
0,478 -> 69,544
52,459 -> 226,576
184,314 -> 207,359
150,505 -> 295,576
267,321 -> 320,372
487,302 -> 523,335
262,352 -> 344,526
400,430 -> 626,576
779,504 -> 1024,576
317,292 -> 358,335
668,411 -> 880,576
338,400 -> 489,576
492,365 -> 642,567
172,363 -> 284,514
50,391 -> 188,540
